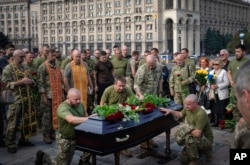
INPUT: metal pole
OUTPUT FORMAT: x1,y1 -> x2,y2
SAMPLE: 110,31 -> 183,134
27,0 -> 32,51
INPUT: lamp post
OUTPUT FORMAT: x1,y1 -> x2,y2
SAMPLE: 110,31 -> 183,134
239,33 -> 245,45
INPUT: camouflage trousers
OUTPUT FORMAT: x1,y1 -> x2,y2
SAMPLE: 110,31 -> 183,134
229,88 -> 241,122
41,99 -> 54,135
43,133 -> 76,165
174,92 -> 187,105
180,135 -> 212,163
6,103 -> 26,148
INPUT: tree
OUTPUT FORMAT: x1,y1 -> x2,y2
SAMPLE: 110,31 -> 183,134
0,32 -> 11,49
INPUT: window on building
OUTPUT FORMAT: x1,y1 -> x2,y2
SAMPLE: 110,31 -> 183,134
51,37 -> 55,42
136,25 -> 142,30
146,7 -> 153,12
43,37 -> 48,42
58,29 -> 62,34
115,34 -> 121,41
81,6 -> 85,11
51,30 -> 55,34
145,15 -> 153,21
125,34 -> 131,40
106,34 -> 112,41
136,33 -> 141,40
98,27 -> 102,32
66,36 -> 70,41
81,36 -> 86,41
89,35 -> 94,41
125,8 -> 131,14
115,10 -> 121,14
146,0 -> 153,4
125,24 -> 131,31
106,2 -> 112,8
135,8 -> 141,13
125,17 -> 131,22
116,26 -> 121,32
106,26 -> 112,32
115,1 -> 121,7
135,16 -> 141,21
146,24 -> 153,30
146,33 -> 152,39
135,0 -> 141,5
125,0 -> 131,6
98,35 -> 102,41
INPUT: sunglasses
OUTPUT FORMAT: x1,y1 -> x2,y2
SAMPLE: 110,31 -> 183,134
213,63 -> 219,65
219,54 -> 225,57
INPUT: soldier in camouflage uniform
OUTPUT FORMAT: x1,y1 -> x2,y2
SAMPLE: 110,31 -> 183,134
233,61 -> 250,148
169,53 -> 195,105
134,55 -> 163,99
37,49 -> 64,144
125,50 -> 139,91
55,49 -> 65,68
134,55 -> 162,148
35,88 -> 89,165
181,48 -> 196,72
160,94 -> 213,165
83,49 -> 96,114
2,50 -> 36,153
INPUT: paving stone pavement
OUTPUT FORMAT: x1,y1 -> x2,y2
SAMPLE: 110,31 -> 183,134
0,126 -> 234,165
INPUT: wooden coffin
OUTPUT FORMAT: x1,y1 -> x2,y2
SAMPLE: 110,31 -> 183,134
75,101 -> 182,156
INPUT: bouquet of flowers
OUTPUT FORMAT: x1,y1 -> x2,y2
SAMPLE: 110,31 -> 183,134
207,73 -> 217,101
124,94 -> 170,113
93,104 -> 139,123
207,73 -> 217,85
219,119 -> 236,132
195,70 -> 208,86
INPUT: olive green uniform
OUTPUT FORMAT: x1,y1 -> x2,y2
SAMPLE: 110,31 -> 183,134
111,57 -> 128,77
179,107 -> 213,164
101,85 -> 134,105
42,102 -> 85,165
227,57 -> 249,121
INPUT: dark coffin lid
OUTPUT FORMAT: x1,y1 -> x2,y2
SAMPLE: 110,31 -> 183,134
75,101 -> 182,135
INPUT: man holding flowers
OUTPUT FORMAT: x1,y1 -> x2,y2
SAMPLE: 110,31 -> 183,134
169,53 -> 195,105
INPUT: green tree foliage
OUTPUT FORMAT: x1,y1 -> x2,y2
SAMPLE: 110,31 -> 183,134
226,31 -> 250,53
0,32 -> 11,49
205,28 -> 232,55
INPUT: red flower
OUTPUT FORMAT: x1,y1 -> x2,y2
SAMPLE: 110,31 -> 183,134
176,73 -> 181,77
130,105 -> 137,110
219,120 -> 225,129
144,103 -> 156,113
32,72 -> 37,76
122,102 -> 127,106
106,111 -> 124,121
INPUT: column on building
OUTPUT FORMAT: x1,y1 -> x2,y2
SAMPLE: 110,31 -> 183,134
181,0 -> 186,10
173,0 -> 178,9
195,24 -> 200,55
195,0 -> 200,12
181,24 -> 187,49
187,24 -> 194,55
173,23 -> 179,53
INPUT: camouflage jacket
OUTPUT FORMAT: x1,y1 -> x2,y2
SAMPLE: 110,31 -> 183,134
37,61 -> 63,99
169,63 -> 195,93
2,63 -> 33,103
134,63 -> 162,95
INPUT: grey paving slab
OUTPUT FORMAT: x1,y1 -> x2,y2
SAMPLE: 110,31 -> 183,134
0,127 -> 233,165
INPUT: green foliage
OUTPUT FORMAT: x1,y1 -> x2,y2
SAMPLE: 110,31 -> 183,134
126,95 -> 140,106
205,28 -> 232,55
142,94 -> 170,107
0,32 -> 12,49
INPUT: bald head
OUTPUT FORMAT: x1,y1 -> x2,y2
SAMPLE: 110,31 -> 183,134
13,49 -> 24,57
175,53 -> 184,66
146,55 -> 156,70
185,94 -> 198,103
67,88 -> 80,98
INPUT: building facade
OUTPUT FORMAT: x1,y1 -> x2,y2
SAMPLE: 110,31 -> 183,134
0,0 -> 250,55
200,0 -> 250,53
0,0 -> 39,51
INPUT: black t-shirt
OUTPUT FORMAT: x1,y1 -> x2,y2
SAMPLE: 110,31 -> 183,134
95,61 -> 114,84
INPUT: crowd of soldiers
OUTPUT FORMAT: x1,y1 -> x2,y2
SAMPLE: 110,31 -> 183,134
0,42 -> 249,165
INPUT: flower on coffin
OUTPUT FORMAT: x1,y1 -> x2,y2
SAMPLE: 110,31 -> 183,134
93,104 -> 139,123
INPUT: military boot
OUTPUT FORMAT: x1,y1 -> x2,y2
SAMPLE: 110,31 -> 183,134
43,134 -> 52,144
